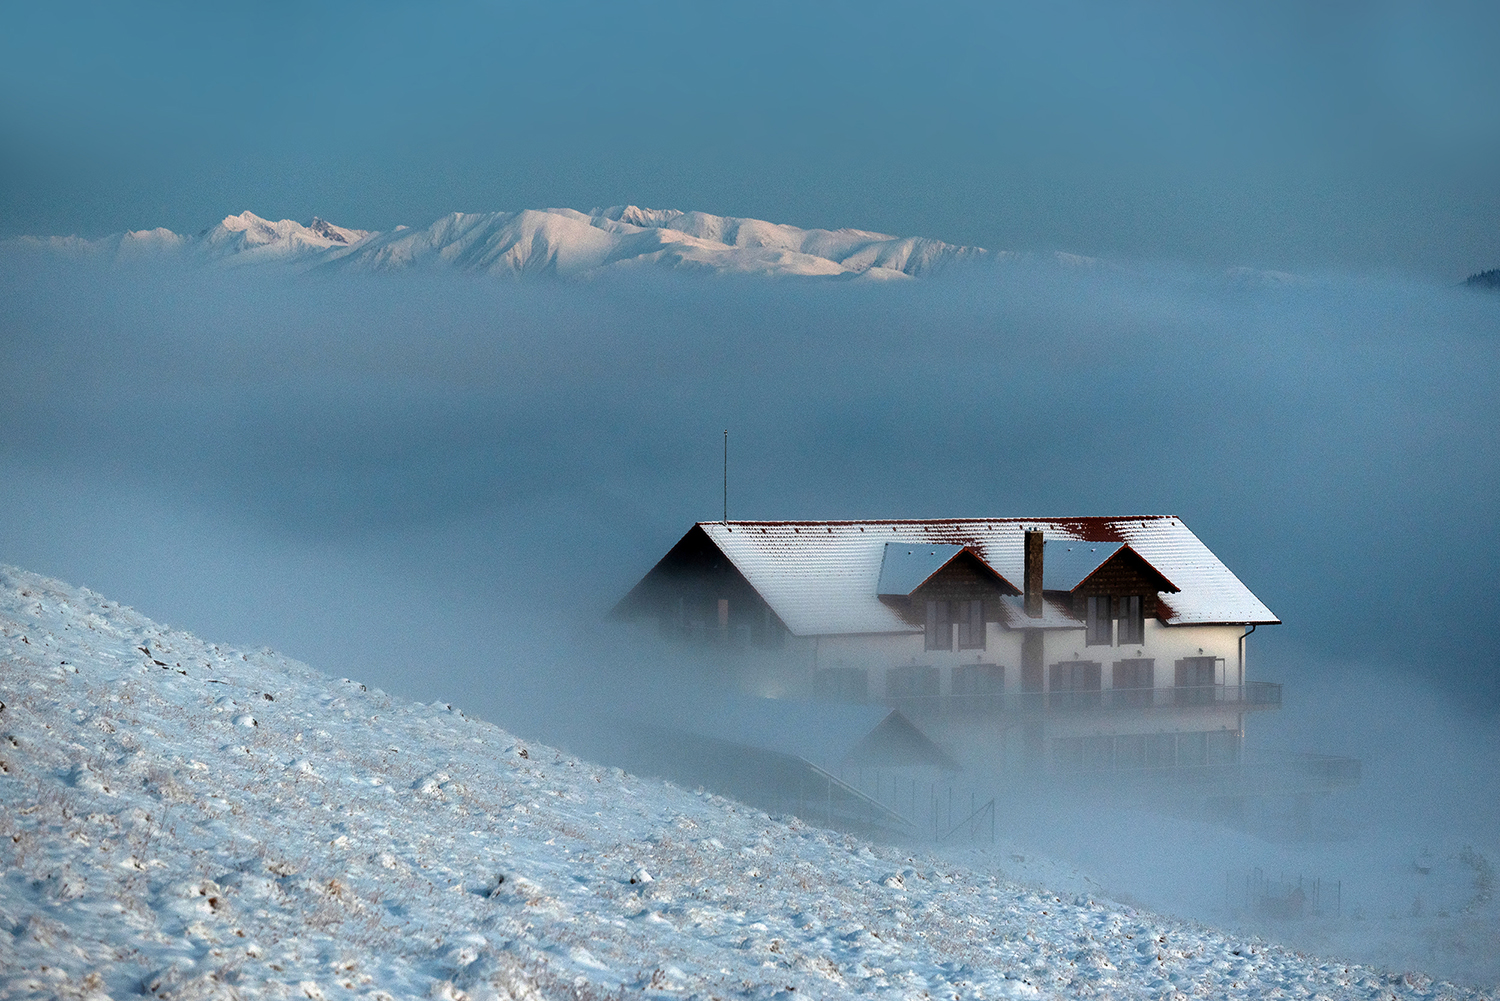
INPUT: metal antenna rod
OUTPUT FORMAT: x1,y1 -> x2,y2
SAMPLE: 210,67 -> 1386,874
723,429 -> 728,525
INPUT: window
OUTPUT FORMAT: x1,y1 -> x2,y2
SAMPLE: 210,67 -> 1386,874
815,668 -> 868,703
952,663 -> 1004,712
1111,658 -> 1155,707
1174,657 -> 1218,705
1117,595 -> 1144,645
1053,736 -> 1115,772
1085,595 -> 1113,646
885,665 -> 940,700
956,599 -> 986,649
1048,660 -> 1101,709
1048,733 -> 1239,774
924,600 -> 952,651
952,663 -> 1004,695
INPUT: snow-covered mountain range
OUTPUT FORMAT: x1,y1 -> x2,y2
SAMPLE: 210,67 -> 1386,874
0,564 -> 1481,1000
11,206 -> 1001,280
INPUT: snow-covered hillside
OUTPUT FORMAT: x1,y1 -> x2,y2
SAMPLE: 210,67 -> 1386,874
7,206 -> 996,279
0,565 -> 1480,1000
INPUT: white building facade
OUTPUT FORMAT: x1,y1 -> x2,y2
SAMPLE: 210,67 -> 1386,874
612,517 -> 1281,780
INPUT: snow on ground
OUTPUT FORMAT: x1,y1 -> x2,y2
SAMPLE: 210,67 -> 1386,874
929,795 -> 1500,992
0,564 -> 1486,1000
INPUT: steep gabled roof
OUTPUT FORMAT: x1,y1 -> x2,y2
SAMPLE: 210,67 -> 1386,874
1042,540 -> 1178,593
876,543 -> 1020,597
1043,541 -> 1123,591
876,543 -> 965,596
694,517 -> 1277,636
681,696 -> 959,771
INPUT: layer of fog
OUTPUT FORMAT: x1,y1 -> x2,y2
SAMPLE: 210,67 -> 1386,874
2,250 -> 1498,981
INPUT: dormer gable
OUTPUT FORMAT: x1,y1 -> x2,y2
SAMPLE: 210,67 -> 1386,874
879,545 -> 1019,631
876,542 -> 1019,598
1041,541 -> 1178,621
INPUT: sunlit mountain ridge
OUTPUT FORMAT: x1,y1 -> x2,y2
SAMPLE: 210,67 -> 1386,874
11,206 -> 1005,279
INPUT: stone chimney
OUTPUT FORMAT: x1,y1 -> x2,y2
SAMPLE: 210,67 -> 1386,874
1024,529 -> 1044,618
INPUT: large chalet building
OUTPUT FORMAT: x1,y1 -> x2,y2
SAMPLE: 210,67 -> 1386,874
612,517 -> 1282,781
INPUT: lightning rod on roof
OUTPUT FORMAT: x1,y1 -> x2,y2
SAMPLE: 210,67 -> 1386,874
723,429 -> 728,526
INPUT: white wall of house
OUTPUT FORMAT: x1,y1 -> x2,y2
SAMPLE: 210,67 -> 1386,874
1037,621 -> 1247,689
768,619 -> 1248,699
621,616 -> 1258,776
630,613 -> 1255,702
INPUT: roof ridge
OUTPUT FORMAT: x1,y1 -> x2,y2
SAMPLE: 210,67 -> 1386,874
700,516 -> 1177,527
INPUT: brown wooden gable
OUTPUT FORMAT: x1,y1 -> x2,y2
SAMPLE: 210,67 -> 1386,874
1050,544 -> 1178,621
884,549 -> 1019,626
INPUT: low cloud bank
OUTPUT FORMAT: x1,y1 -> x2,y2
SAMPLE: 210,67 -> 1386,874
3,250 -> 1498,981
2,253 -> 1494,701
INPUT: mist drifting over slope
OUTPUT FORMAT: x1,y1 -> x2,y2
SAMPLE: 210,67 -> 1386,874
3,244 -> 1499,983
2,247 -> 1495,704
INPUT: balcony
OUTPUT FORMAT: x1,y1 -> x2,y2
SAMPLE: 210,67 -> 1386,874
886,682 -> 1282,717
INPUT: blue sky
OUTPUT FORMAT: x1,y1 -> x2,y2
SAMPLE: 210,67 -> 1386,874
3,1 -> 1498,278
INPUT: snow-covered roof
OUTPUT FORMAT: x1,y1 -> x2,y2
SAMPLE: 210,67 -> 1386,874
698,517 -> 1278,637
995,594 -> 1084,631
1043,540 -> 1123,591
875,543 -> 965,596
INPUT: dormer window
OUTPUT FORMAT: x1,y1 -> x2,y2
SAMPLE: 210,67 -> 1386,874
956,599 -> 985,649
925,600 -> 952,651
1086,595 -> 1113,646
1117,595 -> 1144,645
926,599 -> 984,650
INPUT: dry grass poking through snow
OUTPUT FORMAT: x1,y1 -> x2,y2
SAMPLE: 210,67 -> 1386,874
0,565 -> 1489,1000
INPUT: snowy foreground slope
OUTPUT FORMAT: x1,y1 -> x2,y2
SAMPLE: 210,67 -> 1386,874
8,206 -> 999,280
0,566 -> 1481,1001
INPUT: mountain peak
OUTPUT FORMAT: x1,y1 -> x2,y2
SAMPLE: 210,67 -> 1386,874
204,212 -> 372,259
9,205 -> 986,279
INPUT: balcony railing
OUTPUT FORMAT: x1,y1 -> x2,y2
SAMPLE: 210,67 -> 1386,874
885,682 -> 1282,717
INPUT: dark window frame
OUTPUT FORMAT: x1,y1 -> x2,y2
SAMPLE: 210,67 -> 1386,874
1117,594 -> 1145,645
885,664 -> 940,699
1085,595 -> 1113,646
1111,658 -> 1155,707
956,599 -> 986,650
925,599 -> 952,651
952,663 -> 1005,712
951,662 -> 1005,695
1174,656 -> 1218,705
1048,659 -> 1102,709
